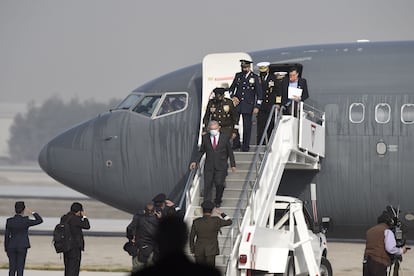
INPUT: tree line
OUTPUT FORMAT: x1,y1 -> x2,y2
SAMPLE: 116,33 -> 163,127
8,96 -> 120,163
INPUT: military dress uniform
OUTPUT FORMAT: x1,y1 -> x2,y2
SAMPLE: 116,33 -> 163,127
229,60 -> 263,151
203,88 -> 239,138
257,68 -> 286,143
189,201 -> 232,267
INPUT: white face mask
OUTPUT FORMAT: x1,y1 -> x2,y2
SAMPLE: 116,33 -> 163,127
210,129 -> 219,136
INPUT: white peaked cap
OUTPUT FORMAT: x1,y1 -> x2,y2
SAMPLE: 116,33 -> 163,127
257,61 -> 270,67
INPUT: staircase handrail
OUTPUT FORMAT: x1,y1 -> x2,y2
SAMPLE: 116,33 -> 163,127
224,105 -> 285,267
179,154 -> 206,212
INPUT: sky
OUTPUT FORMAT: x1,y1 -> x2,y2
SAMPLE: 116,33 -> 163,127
1,0 -> 414,105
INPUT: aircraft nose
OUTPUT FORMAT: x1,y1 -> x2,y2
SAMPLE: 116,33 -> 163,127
38,143 -> 49,173
37,119 -> 96,196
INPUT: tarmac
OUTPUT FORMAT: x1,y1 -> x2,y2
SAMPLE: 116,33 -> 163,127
0,237 -> 413,276
1,167 -> 413,275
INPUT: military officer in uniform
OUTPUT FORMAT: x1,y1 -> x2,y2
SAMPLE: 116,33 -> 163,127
256,62 -> 278,144
189,201 -> 232,267
229,59 -> 263,151
203,87 -> 239,139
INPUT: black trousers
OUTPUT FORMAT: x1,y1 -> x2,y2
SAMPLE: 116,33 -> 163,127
203,169 -> 226,205
363,256 -> 387,276
233,113 -> 253,151
64,248 -> 82,276
7,248 -> 27,276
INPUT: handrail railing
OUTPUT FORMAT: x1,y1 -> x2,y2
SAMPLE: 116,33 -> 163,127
179,153 -> 206,213
178,167 -> 196,211
223,105 -> 286,270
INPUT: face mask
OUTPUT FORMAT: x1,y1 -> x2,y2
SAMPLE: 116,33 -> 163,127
210,129 -> 219,136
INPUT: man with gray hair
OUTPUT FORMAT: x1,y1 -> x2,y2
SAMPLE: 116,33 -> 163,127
190,120 -> 236,207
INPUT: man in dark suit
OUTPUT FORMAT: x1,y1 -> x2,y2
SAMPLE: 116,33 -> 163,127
4,201 -> 43,276
190,120 -> 236,207
229,59 -> 263,151
281,66 -> 309,116
189,201 -> 232,267
61,202 -> 90,276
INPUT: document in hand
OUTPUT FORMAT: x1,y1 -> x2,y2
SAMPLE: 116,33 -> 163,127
288,87 -> 303,99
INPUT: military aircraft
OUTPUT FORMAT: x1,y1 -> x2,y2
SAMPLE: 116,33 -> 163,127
38,40 -> 414,239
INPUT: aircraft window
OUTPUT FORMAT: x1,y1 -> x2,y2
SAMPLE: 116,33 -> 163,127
401,104 -> 414,124
349,103 -> 365,123
115,94 -> 142,110
133,95 -> 162,117
375,103 -> 391,124
156,93 -> 187,117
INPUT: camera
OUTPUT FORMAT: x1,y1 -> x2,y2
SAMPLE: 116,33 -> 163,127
386,205 -> 406,248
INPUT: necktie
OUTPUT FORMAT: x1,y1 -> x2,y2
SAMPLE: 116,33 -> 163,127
213,136 -> 217,150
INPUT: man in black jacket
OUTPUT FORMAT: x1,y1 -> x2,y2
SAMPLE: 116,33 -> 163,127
190,120 -> 236,207
61,202 -> 90,276
126,203 -> 159,272
4,201 -> 43,276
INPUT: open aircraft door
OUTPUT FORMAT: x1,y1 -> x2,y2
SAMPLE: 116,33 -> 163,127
199,52 -> 252,145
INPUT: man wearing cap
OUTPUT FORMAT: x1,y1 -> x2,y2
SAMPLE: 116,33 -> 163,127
189,201 -> 232,267
203,87 -> 239,139
60,202 -> 90,276
5,201 -> 43,276
281,66 -> 309,116
190,120 -> 236,207
229,59 -> 263,151
152,193 -> 179,217
256,62 -> 281,144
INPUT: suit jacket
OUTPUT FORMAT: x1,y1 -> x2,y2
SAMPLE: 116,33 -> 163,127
61,212 -> 90,251
193,132 -> 236,172
229,71 -> 263,114
189,215 -> 232,256
281,77 -> 309,106
4,212 -> 43,251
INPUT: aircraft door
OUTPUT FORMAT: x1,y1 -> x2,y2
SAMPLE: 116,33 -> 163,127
200,52 -> 252,145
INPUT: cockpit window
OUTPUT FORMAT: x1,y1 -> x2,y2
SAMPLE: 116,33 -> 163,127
401,104 -> 414,124
115,94 -> 142,110
156,93 -> 187,117
133,95 -> 162,117
349,103 -> 365,123
375,103 -> 391,124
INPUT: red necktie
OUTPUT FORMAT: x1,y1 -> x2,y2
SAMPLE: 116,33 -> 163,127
213,136 -> 217,150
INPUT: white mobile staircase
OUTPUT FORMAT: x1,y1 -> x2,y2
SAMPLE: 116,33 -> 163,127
183,102 -> 326,275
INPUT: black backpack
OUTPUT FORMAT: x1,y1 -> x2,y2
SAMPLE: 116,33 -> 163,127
53,216 -> 72,253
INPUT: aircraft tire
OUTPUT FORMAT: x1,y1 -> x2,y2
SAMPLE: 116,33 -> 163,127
320,256 -> 333,276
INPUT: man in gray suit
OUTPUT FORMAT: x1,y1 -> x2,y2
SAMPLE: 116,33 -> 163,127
190,120 -> 236,207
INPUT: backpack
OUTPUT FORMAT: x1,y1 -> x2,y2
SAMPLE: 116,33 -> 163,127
53,216 -> 72,253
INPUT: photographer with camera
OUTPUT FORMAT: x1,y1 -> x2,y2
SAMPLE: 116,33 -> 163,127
363,209 -> 408,276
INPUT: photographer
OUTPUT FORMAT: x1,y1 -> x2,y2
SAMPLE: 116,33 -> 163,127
363,210 -> 408,276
